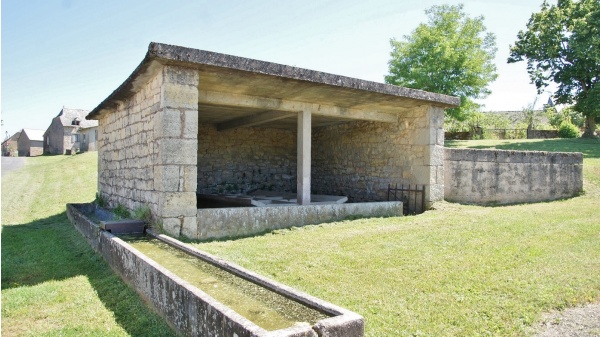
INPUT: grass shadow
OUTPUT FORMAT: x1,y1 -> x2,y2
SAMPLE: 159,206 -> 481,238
1,212 -> 176,336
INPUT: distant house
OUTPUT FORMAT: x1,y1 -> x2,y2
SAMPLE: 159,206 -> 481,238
17,129 -> 45,157
80,125 -> 99,152
44,108 -> 99,154
2,131 -> 21,157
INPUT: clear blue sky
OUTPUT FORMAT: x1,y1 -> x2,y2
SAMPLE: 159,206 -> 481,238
2,0 -> 553,138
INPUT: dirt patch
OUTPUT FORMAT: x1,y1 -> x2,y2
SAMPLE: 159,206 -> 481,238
534,302 -> 600,337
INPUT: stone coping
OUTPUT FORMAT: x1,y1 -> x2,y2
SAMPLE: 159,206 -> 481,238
445,147 -> 584,164
87,42 -> 459,119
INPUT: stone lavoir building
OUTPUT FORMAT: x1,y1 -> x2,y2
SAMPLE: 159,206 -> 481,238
87,42 -> 459,239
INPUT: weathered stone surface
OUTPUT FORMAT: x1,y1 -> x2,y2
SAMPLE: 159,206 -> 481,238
154,165 -> 182,192
97,64 -> 199,227
183,110 -> 199,139
97,70 -> 161,214
161,83 -> 198,110
158,138 -> 198,165
444,148 -> 583,204
154,109 -> 182,138
312,114 -> 443,204
161,217 -> 182,237
68,203 -> 364,337
159,192 -> 197,218
197,124 -> 296,194
195,202 -> 403,240
163,65 -> 200,86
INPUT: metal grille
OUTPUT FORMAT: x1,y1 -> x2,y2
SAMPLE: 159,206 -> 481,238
387,184 -> 426,215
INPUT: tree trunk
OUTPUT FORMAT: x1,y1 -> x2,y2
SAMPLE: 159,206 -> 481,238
583,115 -> 597,138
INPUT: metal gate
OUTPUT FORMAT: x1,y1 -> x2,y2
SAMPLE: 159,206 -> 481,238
387,184 -> 426,215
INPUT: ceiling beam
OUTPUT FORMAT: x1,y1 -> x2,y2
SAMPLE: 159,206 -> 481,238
216,111 -> 296,131
199,90 -> 398,124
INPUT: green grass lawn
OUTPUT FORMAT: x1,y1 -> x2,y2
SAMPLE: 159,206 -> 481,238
1,153 -> 177,337
192,138 -> 600,336
2,139 -> 599,336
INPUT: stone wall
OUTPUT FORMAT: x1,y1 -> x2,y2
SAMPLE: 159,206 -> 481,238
63,127 -> 79,153
81,127 -> 98,152
18,137 -> 43,157
197,125 -> 296,194
98,64 -> 199,235
98,70 -> 161,212
44,119 -> 66,154
444,148 -> 583,205
194,201 -> 403,240
527,129 -> 559,139
312,106 -> 445,205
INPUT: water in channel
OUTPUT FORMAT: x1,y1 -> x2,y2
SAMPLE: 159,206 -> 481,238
124,236 -> 329,331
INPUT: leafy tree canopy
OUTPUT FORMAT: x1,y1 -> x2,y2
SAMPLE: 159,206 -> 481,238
385,4 -> 498,121
508,0 -> 600,137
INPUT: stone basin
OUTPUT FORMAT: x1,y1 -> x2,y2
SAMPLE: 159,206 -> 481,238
66,203 -> 364,337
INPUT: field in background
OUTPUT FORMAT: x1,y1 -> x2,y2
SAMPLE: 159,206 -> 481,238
2,138 -> 599,336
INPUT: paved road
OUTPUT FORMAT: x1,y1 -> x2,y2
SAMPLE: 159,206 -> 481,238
1,157 -> 26,177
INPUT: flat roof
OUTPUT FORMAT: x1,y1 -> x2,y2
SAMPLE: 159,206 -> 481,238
88,42 -> 459,127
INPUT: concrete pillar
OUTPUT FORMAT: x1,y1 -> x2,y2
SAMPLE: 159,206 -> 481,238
297,110 -> 311,205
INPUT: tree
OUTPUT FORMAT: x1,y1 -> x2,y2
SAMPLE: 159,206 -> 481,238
521,99 -> 546,130
508,0 -> 600,137
385,4 -> 498,121
546,106 -> 585,129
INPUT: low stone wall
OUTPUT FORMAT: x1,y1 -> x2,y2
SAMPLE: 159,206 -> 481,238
527,129 -> 559,139
444,148 -> 583,205
190,202 -> 403,240
66,203 -> 364,337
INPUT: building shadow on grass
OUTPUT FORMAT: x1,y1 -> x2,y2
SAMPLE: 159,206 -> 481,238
1,212 -> 177,337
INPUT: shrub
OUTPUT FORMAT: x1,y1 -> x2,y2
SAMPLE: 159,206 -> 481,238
133,205 -> 152,222
113,204 -> 131,219
558,121 -> 580,138
94,193 -> 107,208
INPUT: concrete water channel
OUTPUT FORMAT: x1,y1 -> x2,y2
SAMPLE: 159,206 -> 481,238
67,203 -> 364,336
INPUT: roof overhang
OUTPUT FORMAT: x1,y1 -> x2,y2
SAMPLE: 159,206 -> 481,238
87,42 -> 460,129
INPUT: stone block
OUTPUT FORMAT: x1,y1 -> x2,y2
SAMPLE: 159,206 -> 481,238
161,217 -> 182,237
428,106 -> 445,129
161,83 -> 198,110
183,166 -> 197,192
155,109 -> 182,138
184,110 -> 199,139
412,165 -> 436,185
158,139 -> 198,165
424,145 -> 444,166
158,192 -> 197,218
436,128 -> 445,145
179,216 -> 198,239
163,66 -> 200,86
154,165 -> 183,192
413,129 -> 432,145
428,183 -> 444,203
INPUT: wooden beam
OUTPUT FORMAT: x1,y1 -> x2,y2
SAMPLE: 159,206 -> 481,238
199,90 -> 398,123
